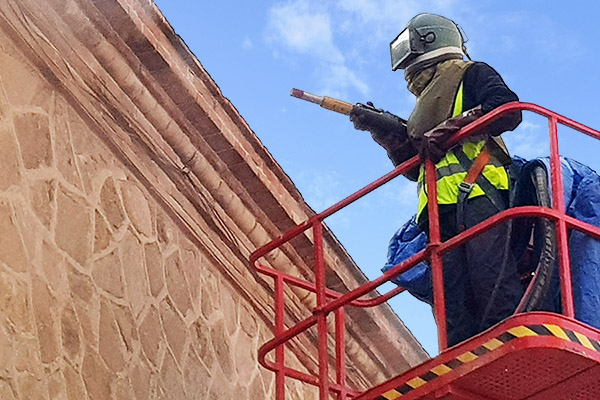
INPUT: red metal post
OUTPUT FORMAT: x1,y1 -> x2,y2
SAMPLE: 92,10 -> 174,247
547,116 -> 575,317
313,221 -> 330,399
275,275 -> 286,400
425,158 -> 448,351
335,308 -> 347,400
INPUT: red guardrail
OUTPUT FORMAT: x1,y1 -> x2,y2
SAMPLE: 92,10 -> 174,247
248,102 -> 600,400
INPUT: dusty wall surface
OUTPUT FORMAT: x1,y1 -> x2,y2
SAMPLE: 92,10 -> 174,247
0,36 -> 282,399
0,0 -> 428,399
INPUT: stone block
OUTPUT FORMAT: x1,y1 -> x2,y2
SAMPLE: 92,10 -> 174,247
61,302 -> 82,362
56,187 -> 92,266
67,266 -> 99,345
130,360 -> 151,400
31,278 -> 60,364
0,379 -> 16,400
110,303 -> 138,352
93,210 -> 112,253
120,230 -> 149,316
16,372 -> 48,400
144,241 -> 164,297
179,238 -> 201,309
28,180 -> 56,230
183,349 -> 210,399
14,335 -> 44,378
47,369 -> 68,399
92,249 -> 125,298
53,96 -> 84,190
138,306 -> 163,367
99,177 -> 126,231
0,319 -> 16,374
234,329 -> 257,383
191,320 -> 214,368
209,319 -> 233,377
41,241 -> 68,296
219,281 -> 239,336
239,302 -> 258,337
159,351 -> 186,399
99,300 -> 126,372
0,268 -> 32,333
71,299 -> 97,349
62,363 -> 87,400
0,124 -> 22,190
249,373 -> 268,399
66,266 -> 94,304
13,112 -> 52,169
67,108 -> 110,195
159,298 -> 186,364
164,252 -> 192,316
200,270 -> 219,320
0,50 -> 47,107
207,374 -> 234,400
0,202 -> 29,272
114,376 -> 136,400
121,181 -> 153,238
156,207 -> 175,247
82,348 -> 115,400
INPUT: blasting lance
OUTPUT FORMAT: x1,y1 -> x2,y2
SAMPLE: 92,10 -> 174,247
290,88 -> 355,115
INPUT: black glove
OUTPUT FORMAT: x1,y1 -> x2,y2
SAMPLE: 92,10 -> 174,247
420,106 -> 484,163
349,103 -> 407,138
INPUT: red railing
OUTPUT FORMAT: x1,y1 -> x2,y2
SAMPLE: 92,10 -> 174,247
248,102 -> 600,400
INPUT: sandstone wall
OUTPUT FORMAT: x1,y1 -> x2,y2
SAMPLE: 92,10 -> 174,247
0,0 -> 428,399
0,37 -> 284,399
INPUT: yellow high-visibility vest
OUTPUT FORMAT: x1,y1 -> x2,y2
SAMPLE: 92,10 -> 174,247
416,82 -> 509,220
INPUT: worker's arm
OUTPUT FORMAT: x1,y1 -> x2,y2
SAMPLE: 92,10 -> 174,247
463,62 -> 522,135
349,105 -> 419,180
290,89 -> 418,179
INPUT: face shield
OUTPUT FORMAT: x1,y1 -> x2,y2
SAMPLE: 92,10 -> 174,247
390,28 -> 412,71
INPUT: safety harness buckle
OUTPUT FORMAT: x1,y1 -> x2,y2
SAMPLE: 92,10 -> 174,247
458,181 -> 474,195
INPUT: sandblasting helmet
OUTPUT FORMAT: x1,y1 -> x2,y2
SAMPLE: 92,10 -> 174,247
390,13 -> 465,72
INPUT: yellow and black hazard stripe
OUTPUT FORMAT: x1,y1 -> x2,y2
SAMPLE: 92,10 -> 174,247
377,324 -> 600,400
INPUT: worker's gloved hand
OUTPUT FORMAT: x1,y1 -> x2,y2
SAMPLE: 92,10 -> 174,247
420,106 -> 484,163
349,103 -> 407,140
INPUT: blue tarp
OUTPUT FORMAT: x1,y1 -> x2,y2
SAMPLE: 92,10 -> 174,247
382,157 -> 600,330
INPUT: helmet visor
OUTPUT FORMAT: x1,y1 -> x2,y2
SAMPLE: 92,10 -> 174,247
390,28 -> 411,71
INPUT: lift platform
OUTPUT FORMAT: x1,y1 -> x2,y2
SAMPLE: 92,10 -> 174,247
249,103 -> 600,400
363,313 -> 600,400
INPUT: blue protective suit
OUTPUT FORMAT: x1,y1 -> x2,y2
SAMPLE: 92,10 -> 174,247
383,157 -> 600,330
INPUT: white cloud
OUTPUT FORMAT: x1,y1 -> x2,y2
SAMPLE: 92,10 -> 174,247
503,119 -> 549,160
265,1 -> 343,64
265,0 -> 466,98
317,64 -> 369,98
296,169 -> 342,211
242,37 -> 253,50
337,0 -> 461,42
381,180 -> 418,206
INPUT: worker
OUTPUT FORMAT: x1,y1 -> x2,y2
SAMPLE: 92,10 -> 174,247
349,13 -> 524,347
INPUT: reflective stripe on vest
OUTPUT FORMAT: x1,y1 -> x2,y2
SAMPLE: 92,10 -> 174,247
416,82 -> 509,219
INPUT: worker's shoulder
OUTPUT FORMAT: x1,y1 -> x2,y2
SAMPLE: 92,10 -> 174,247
464,61 -> 502,81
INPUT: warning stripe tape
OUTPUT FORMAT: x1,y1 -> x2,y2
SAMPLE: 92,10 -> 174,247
377,324 -> 600,399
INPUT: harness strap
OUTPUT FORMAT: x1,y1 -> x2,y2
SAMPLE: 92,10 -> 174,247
455,143 -> 505,232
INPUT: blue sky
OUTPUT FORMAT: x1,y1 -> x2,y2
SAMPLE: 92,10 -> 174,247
153,0 -> 600,356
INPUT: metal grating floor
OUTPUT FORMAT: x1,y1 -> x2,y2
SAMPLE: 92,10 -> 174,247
361,313 -> 600,400
455,348 -> 598,399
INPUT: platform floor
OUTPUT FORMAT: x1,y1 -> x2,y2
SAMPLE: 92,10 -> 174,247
355,313 -> 600,400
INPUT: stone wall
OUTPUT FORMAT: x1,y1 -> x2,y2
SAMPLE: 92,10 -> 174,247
0,0 -> 428,399
0,39 -> 279,398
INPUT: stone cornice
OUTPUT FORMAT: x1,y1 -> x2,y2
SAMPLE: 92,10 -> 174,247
0,0 -> 428,386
